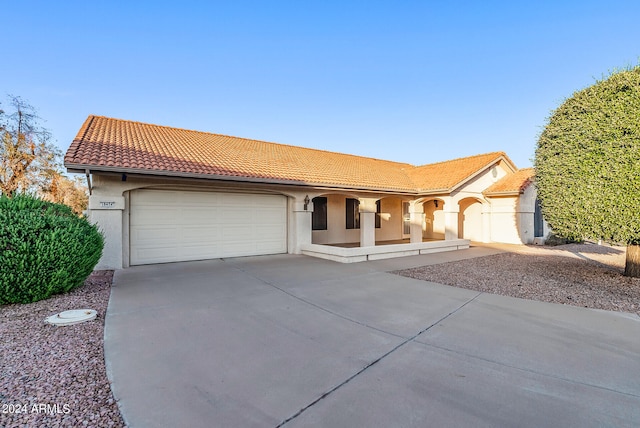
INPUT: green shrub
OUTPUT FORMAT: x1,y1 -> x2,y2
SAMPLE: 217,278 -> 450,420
544,233 -> 583,246
0,194 -> 104,304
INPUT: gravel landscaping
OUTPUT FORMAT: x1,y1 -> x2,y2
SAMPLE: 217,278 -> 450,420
0,271 -> 125,428
397,243 -> 640,316
2,243 -> 639,427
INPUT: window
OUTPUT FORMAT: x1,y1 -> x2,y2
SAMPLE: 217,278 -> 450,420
312,197 -> 327,230
346,198 -> 360,229
402,202 -> 410,235
346,198 -> 381,229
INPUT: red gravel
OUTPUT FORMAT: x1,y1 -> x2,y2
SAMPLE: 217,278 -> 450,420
397,243 -> 640,316
0,271 -> 126,428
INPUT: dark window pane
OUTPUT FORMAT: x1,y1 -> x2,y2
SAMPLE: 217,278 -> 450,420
346,198 -> 360,229
312,197 -> 327,230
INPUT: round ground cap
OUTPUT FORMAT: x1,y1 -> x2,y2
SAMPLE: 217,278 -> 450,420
45,309 -> 97,326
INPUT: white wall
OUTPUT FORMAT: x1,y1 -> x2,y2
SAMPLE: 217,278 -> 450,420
517,184 -> 536,244
487,185 -> 538,245
488,196 -> 521,244
311,194 -> 359,244
311,195 -> 404,244
423,200 -> 445,240
376,197 -> 403,242
458,199 -> 483,241
459,161 -> 510,193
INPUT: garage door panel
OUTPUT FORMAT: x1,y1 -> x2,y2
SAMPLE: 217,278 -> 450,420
222,193 -> 256,205
139,246 -> 185,263
131,207 -> 181,224
132,227 -> 178,242
130,190 -> 287,265
260,208 -> 287,223
222,226 -> 252,240
221,210 -> 252,223
252,193 -> 283,204
182,209 -> 217,223
181,192 -> 218,205
181,227 -> 221,241
221,241 -> 254,253
256,241 -> 286,252
133,190 -> 167,204
181,245 -> 223,258
255,224 -> 286,238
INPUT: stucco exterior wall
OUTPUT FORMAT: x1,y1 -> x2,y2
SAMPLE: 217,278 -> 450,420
423,200 -> 445,239
458,162 -> 510,193
458,198 -> 483,241
487,183 -> 538,245
488,197 -> 521,244
376,197 -> 403,242
517,184 -> 536,244
311,195 -> 404,245
88,203 -> 124,271
312,194 -> 359,244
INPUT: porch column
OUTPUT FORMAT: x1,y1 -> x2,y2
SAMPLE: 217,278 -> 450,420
442,197 -> 459,240
290,195 -> 313,254
359,198 -> 378,247
409,201 -> 425,243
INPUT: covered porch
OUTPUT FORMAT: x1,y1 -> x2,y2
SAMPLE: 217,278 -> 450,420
299,193 -> 473,263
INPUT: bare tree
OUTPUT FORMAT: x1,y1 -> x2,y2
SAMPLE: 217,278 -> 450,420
0,95 -> 61,196
40,172 -> 89,215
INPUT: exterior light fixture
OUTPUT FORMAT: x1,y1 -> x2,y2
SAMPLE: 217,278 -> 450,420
434,200 -> 438,208
304,195 -> 310,210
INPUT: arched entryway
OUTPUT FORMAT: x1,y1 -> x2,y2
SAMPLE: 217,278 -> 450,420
458,198 -> 484,242
422,198 -> 446,240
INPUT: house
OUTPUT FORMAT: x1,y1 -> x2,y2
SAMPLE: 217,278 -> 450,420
64,115 -> 545,270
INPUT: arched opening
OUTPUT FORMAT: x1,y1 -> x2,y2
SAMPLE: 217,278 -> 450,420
422,198 -> 445,241
458,198 -> 483,241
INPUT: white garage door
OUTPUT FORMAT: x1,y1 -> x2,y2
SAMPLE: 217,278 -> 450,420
130,189 -> 287,265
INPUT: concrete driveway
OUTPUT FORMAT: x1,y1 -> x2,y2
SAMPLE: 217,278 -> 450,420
105,248 -> 640,427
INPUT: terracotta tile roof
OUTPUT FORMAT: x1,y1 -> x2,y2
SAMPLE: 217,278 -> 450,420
64,115 -> 516,194
484,168 -> 535,195
408,152 -> 515,192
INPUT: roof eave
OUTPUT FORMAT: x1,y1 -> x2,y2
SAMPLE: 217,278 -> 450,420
65,163 -> 421,195
484,190 -> 522,197
417,188 -> 451,195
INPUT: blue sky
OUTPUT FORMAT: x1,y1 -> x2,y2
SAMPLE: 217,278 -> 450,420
2,1 -> 639,169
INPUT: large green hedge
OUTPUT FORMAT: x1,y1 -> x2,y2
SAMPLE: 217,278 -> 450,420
0,194 -> 104,304
534,66 -> 640,245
